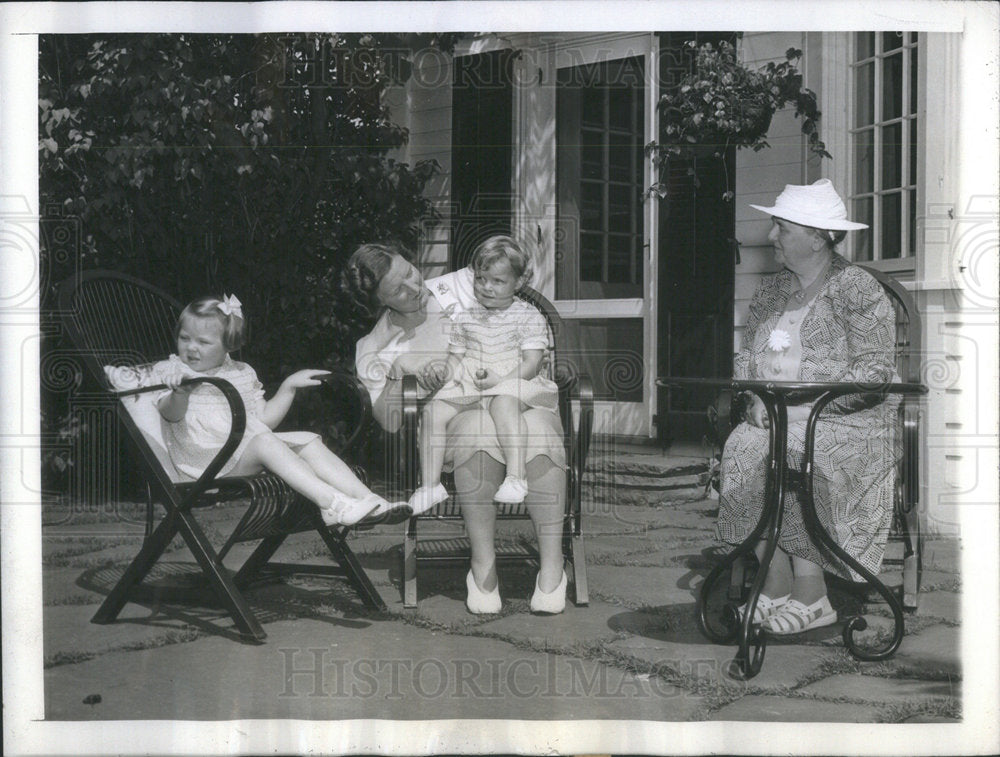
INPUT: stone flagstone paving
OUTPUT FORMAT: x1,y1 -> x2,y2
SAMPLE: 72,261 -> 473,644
41,447 -> 962,724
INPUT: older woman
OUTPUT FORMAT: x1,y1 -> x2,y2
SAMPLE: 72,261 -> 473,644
718,179 -> 899,635
344,242 -> 569,615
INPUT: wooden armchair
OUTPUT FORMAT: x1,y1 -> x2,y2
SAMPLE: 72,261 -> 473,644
387,286 -> 594,608
57,269 -> 389,642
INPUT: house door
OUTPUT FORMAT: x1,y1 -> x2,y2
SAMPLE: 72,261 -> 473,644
654,33 -> 737,444
554,35 -> 658,437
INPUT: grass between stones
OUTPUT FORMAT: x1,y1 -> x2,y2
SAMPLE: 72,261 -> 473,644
876,698 -> 961,723
44,628 -> 206,669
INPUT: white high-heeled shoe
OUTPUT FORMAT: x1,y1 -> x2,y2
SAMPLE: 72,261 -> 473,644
465,569 -> 501,614
529,570 -> 567,615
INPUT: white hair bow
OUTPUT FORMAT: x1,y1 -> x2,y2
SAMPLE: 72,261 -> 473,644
218,294 -> 243,318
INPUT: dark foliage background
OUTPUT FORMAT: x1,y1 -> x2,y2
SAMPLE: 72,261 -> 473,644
39,33 -> 455,496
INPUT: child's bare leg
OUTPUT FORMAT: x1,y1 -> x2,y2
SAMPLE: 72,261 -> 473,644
231,433 -> 338,508
420,399 -> 461,488
231,433 -> 375,524
489,394 -> 528,479
297,438 -> 369,499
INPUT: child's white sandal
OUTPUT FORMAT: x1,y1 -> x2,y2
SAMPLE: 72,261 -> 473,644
407,483 -> 449,515
321,492 -> 380,527
493,475 -> 528,504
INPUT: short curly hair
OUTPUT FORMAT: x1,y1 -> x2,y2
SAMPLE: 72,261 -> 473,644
177,297 -> 246,351
342,242 -> 412,315
470,235 -> 533,286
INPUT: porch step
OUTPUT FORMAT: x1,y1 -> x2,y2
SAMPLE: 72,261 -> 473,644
583,452 -> 711,506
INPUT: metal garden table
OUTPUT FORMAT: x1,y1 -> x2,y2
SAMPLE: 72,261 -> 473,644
657,377 -> 927,679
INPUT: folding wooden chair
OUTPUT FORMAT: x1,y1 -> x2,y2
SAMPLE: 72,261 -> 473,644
389,286 -> 594,608
58,269 -> 388,642
716,266 -> 924,611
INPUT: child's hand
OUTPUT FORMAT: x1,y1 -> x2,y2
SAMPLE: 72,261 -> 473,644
282,369 -> 331,391
473,368 -> 499,390
419,360 -> 452,392
161,363 -> 194,393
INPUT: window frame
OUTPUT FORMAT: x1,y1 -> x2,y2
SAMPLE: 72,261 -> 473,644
820,32 -> 924,276
848,32 -> 920,268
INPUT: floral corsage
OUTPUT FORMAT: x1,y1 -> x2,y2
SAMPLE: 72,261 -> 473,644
766,329 -> 792,352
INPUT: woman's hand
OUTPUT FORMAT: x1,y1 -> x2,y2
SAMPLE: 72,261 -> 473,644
392,354 -> 452,392
473,368 -> 500,390
417,360 -> 451,392
281,369 -> 331,392
745,392 -> 770,429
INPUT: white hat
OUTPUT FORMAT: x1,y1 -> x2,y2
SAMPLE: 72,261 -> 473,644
749,178 -> 868,231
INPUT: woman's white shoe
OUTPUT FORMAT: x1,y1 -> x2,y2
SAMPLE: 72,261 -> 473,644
465,569 -> 502,614
530,570 -> 567,615
408,483 -> 449,515
737,592 -> 790,624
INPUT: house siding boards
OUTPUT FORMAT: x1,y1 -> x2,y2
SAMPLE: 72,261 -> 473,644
732,32 -> 809,355
392,31 -> 996,534
396,51 -> 454,276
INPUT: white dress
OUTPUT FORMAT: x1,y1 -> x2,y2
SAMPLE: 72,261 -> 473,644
152,354 -> 317,478
354,268 -> 566,472
434,299 -> 559,411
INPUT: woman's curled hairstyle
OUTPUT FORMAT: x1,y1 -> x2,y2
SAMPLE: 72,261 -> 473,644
343,242 -> 410,316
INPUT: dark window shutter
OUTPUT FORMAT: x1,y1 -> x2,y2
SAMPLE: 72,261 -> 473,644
450,49 -> 515,270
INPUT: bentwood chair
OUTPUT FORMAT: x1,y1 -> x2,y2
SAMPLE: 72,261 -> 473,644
714,266 -> 924,611
58,269 -> 389,642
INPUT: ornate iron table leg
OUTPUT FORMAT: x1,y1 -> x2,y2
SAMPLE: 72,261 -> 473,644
800,393 -> 904,661
698,391 -> 788,680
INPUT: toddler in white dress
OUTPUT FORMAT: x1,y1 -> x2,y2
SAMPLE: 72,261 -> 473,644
408,236 -> 558,513
153,294 -> 407,526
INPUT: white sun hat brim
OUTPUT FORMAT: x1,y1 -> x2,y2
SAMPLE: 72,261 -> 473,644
750,178 -> 869,231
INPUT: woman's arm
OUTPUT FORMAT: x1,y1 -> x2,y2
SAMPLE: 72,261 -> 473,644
827,269 -> 898,414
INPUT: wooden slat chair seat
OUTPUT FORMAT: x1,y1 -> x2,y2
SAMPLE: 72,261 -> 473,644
58,270 -> 388,642
718,265 -> 924,611
390,286 -> 594,608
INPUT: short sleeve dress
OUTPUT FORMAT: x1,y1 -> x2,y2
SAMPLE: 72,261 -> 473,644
435,299 -> 559,411
355,267 -> 566,474
152,354 -> 318,479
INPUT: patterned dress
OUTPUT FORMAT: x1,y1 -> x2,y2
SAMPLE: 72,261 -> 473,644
151,354 -> 318,479
716,254 -> 900,580
435,299 -> 559,411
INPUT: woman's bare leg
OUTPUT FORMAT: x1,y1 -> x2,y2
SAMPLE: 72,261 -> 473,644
488,395 -> 528,479
789,556 -> 827,604
524,455 -> 566,593
453,451 -> 503,592
755,542 -> 793,598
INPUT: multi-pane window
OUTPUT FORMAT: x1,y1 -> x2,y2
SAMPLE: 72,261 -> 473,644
850,32 -> 919,261
556,56 -> 645,299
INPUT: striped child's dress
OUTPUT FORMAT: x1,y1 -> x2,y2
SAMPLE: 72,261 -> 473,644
434,299 -> 558,411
